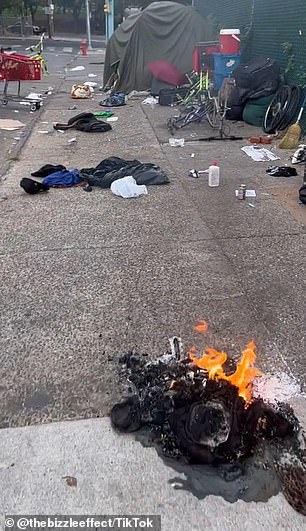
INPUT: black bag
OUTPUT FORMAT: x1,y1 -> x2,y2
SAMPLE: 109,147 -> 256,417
159,86 -> 188,106
151,77 -> 174,96
233,58 -> 280,95
226,86 -> 247,120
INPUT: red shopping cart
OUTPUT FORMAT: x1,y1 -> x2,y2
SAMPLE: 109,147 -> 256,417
0,52 -> 42,111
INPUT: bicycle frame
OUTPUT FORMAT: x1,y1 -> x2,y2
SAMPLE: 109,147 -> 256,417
26,33 -> 48,75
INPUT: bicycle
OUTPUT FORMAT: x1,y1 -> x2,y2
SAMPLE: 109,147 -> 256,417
26,33 -> 48,75
167,75 -> 231,135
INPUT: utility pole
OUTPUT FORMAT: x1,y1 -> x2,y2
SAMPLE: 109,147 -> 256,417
45,0 -> 54,39
85,0 -> 93,50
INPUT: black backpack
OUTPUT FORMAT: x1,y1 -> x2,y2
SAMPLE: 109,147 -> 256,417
233,58 -> 280,100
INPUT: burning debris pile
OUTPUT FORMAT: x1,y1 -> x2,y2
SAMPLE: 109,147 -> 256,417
111,321 -> 306,515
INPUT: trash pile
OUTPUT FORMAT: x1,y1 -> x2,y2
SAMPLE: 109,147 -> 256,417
20,157 -> 170,198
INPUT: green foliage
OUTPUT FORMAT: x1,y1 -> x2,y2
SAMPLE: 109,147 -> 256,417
54,0 -> 84,19
0,0 -> 23,14
282,41 -> 306,88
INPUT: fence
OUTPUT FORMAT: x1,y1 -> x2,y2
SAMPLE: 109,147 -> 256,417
195,0 -> 306,85
0,16 -> 34,37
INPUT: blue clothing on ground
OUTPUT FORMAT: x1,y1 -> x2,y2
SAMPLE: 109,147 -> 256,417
42,169 -> 81,187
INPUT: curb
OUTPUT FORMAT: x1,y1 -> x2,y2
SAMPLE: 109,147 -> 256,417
0,53 -> 77,182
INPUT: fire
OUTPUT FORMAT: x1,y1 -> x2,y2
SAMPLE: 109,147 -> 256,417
189,320 -> 261,403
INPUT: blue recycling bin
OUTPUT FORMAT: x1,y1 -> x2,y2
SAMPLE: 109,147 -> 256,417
213,53 -> 240,89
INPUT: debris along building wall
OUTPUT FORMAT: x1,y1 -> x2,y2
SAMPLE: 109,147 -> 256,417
194,0 -> 306,85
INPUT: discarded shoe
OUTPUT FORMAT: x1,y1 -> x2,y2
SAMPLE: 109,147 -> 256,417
20,178 -> 50,195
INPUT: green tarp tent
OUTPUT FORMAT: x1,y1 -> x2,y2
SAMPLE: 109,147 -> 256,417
103,1 -> 213,93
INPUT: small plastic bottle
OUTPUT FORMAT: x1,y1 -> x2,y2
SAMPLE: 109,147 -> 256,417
208,160 -> 220,187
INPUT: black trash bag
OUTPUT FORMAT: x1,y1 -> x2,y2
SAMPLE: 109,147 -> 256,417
266,166 -> 298,177
80,157 -> 170,188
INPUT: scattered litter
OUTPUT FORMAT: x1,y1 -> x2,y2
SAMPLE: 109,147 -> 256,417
100,92 -> 126,107
111,176 -> 148,198
41,121 -> 49,124
190,153 -> 195,158
68,137 -> 77,143
235,189 -> 257,198
249,136 -> 272,145
84,81 -> 97,88
248,203 -> 256,208
70,66 -> 85,71
14,137 -> 21,141
169,337 -> 183,359
94,111 -> 113,118
0,119 -> 25,131
26,92 -> 42,100
189,168 -> 208,178
63,476 -> 77,488
292,145 -> 306,164
13,110 -> 19,113
71,84 -> 92,99
68,105 -> 77,110
56,129 -> 65,134
127,90 -> 150,99
142,96 -> 158,105
266,166 -> 297,177
261,192 -> 270,196
106,116 -> 118,122
88,73 -> 97,78
241,146 -> 280,162
38,130 -> 49,134
169,138 -> 184,147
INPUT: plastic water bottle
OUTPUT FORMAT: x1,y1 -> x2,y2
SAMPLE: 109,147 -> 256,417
208,161 -> 220,187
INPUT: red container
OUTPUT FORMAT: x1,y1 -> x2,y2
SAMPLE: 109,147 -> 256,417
219,29 -> 240,55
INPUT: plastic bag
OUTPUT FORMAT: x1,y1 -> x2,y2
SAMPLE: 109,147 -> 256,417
110,176 -> 148,198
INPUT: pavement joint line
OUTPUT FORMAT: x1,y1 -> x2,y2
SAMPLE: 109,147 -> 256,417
0,230 -> 305,260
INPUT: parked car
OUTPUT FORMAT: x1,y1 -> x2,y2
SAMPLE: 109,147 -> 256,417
6,22 -> 45,36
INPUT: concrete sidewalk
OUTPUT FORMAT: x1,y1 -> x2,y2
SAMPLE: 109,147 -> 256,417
0,418 -> 305,531
0,53 -> 306,528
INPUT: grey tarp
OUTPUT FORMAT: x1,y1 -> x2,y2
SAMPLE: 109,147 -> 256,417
103,1 -> 213,94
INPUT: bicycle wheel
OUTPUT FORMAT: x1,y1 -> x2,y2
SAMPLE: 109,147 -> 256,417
206,99 -> 218,128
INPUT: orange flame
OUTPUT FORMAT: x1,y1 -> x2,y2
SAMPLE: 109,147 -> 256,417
189,322 -> 261,403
